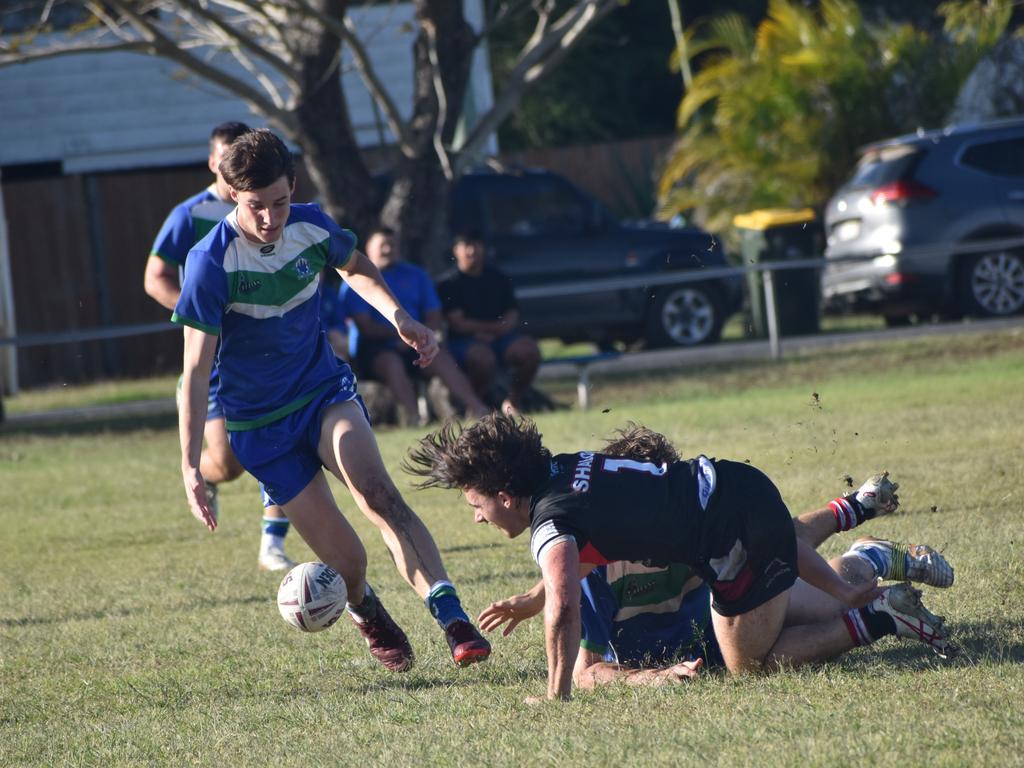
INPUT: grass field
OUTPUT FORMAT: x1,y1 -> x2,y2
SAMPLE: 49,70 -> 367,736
2,327 -> 1023,767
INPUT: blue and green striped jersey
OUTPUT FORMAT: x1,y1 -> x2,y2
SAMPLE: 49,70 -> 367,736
150,185 -> 235,267
580,560 -> 714,666
171,203 -> 356,429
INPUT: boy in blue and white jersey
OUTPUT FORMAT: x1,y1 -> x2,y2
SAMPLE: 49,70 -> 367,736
172,129 -> 490,671
144,121 -> 295,573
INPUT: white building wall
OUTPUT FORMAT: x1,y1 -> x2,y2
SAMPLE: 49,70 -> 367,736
0,2 -> 439,174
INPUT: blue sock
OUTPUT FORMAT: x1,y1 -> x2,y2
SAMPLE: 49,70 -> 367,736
426,580 -> 469,629
262,515 -> 290,539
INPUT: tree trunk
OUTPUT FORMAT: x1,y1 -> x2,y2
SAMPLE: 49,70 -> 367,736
380,0 -> 476,274
280,0 -> 377,239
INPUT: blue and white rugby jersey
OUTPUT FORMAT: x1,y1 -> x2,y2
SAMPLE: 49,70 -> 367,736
150,186 -> 236,267
171,203 -> 357,430
580,561 -> 713,665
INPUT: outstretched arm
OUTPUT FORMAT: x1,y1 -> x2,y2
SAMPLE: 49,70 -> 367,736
539,540 -> 582,701
574,653 -> 704,689
338,250 -> 437,366
796,537 -> 880,607
180,326 -> 218,531
479,560 -> 600,636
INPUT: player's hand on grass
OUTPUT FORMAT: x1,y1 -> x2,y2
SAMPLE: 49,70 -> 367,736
651,658 -> 704,686
479,589 -> 544,636
183,467 -> 217,532
395,311 -> 438,368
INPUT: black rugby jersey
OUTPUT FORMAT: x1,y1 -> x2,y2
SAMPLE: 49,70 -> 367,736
528,452 -> 718,568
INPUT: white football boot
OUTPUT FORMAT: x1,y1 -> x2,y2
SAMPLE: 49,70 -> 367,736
871,583 -> 952,655
850,538 -> 954,588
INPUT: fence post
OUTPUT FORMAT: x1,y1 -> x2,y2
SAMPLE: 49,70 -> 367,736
0,169 -> 16,399
761,268 -> 782,360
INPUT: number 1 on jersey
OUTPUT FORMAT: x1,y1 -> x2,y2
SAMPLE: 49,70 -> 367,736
602,458 -> 667,476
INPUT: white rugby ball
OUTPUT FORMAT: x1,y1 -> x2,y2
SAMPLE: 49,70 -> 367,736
277,562 -> 348,632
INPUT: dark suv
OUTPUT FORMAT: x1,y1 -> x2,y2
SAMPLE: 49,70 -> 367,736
449,169 -> 742,348
822,117 -> 1024,323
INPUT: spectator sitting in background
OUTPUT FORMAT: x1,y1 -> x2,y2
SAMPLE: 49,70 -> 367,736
340,227 -> 489,427
320,270 -> 351,363
435,230 -> 541,416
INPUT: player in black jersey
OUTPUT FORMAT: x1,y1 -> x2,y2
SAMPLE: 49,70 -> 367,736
407,414 -> 951,701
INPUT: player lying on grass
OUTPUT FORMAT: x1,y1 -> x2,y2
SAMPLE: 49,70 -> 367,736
172,128 -> 490,671
405,414 -> 952,700
477,424 -> 953,690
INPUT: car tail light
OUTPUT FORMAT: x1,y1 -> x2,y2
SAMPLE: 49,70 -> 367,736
870,179 -> 937,205
885,272 -> 918,285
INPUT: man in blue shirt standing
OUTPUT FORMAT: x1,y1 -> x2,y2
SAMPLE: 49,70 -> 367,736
342,227 -> 489,426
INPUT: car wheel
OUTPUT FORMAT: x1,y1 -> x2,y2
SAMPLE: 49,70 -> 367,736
958,250 -> 1024,317
645,284 -> 723,348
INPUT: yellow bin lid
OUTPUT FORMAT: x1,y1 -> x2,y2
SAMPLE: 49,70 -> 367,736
732,208 -> 816,230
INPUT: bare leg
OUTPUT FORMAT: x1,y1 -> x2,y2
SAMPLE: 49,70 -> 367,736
200,418 -> 245,483
713,588 -> 858,673
369,350 -> 420,426
792,504 -> 838,549
281,471 -> 367,599
784,553 -> 876,625
319,400 -> 447,598
502,336 -> 541,409
461,343 -> 498,400
423,349 -> 489,418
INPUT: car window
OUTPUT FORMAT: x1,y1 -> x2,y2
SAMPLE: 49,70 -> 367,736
960,137 -> 1024,177
847,144 -> 922,189
479,177 -> 589,237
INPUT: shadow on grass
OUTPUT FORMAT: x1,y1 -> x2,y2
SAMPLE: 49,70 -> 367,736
0,593 -> 268,628
0,412 -> 176,437
849,616 -> 1024,670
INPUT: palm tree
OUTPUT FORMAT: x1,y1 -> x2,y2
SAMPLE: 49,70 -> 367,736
658,0 -> 1007,238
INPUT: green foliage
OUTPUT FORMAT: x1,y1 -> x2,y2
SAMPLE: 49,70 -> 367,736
657,0 -> 1010,237
1,328 -> 1024,765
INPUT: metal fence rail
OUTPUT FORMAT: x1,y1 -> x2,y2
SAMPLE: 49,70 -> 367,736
4,231 -> 1024,354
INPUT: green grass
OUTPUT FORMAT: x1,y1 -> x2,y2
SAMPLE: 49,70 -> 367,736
2,328 -> 1023,766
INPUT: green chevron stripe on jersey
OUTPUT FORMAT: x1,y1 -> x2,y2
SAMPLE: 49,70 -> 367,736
228,244 -> 328,307
606,561 -> 696,621
222,212 -> 332,320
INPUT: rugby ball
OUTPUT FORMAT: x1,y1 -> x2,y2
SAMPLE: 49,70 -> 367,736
277,562 -> 348,632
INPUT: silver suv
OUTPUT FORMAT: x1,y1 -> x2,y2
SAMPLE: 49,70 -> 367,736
822,117 -> 1024,323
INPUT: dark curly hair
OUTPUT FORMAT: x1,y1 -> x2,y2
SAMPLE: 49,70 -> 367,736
602,422 -> 679,465
219,128 -> 295,191
405,413 -> 551,497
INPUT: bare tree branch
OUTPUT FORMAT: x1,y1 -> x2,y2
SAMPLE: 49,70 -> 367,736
424,18 -> 453,180
100,0 -> 295,129
174,0 -> 299,90
0,38 -> 149,64
456,0 -> 617,170
340,12 -> 416,156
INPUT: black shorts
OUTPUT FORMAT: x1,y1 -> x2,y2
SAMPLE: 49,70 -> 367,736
356,340 -> 420,381
697,460 -> 798,617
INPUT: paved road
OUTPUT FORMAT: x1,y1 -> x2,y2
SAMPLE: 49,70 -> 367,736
5,315 -> 1022,429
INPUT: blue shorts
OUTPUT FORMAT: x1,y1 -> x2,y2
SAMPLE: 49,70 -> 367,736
447,331 -> 524,366
228,375 -> 368,507
177,369 -> 225,421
